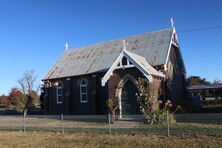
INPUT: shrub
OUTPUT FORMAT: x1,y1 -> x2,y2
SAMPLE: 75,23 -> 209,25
11,94 -> 28,113
136,78 -> 180,125
106,98 -> 119,123
148,100 -> 179,125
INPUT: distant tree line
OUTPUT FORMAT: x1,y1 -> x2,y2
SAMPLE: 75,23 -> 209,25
187,76 -> 222,86
0,70 -> 40,114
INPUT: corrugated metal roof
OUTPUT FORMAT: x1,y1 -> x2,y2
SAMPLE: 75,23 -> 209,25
43,28 -> 173,80
124,50 -> 165,78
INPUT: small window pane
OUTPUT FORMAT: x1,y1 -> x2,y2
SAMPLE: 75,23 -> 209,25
80,79 -> 87,103
58,88 -> 63,94
122,57 -> 127,65
57,83 -> 63,104
58,96 -> 63,102
81,80 -> 86,85
81,87 -> 86,93
81,94 -> 87,101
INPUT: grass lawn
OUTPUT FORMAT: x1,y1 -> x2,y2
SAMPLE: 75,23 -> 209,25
0,131 -> 221,148
0,114 -> 221,137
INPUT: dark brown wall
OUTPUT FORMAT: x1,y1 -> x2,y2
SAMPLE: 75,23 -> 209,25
44,73 -> 108,115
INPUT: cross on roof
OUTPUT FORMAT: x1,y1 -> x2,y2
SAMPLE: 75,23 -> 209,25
122,40 -> 129,51
65,42 -> 69,50
170,17 -> 174,28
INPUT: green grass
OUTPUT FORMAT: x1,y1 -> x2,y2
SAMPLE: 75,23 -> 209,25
0,113 -> 221,137
0,122 -> 221,137
0,131 -> 221,148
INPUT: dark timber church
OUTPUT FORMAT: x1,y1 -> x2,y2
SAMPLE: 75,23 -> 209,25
42,24 -> 187,117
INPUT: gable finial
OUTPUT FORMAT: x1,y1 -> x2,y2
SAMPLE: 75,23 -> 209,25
170,17 -> 174,28
65,42 -> 69,51
122,40 -> 129,51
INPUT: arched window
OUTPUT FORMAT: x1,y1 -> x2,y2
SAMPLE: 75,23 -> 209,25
57,83 -> 63,104
80,79 -> 87,103
122,56 -> 128,65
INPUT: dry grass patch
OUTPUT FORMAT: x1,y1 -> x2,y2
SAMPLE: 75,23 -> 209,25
0,131 -> 221,148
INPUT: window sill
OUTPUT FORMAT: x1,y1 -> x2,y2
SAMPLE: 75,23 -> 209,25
80,101 -> 88,103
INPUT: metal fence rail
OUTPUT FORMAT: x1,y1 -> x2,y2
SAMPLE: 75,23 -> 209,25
0,113 -> 221,136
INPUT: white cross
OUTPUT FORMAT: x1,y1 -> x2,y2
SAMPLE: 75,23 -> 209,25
122,40 -> 129,51
65,42 -> 69,50
170,17 -> 174,28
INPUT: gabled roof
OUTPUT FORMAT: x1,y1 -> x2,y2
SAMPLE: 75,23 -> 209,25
101,50 -> 165,86
125,50 -> 165,78
43,28 -> 173,80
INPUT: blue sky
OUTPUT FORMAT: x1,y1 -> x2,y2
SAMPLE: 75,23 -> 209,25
0,0 -> 222,95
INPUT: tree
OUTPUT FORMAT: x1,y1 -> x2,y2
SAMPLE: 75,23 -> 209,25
11,91 -> 27,113
106,98 -> 119,123
7,88 -> 24,106
187,76 -> 210,86
212,79 -> 222,85
0,95 -> 6,105
16,70 -> 40,114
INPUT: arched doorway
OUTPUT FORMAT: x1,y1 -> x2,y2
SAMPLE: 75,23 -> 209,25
121,80 -> 141,116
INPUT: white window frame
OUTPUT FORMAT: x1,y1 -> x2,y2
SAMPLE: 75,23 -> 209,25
80,79 -> 87,103
56,84 -> 63,104
116,56 -> 134,69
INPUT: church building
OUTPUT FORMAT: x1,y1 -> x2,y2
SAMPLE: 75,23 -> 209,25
42,23 -> 187,116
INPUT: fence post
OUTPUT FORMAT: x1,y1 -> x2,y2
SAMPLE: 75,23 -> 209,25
23,112 -> 26,132
61,114 -> 64,134
113,112 -> 115,124
108,113 -> 112,135
167,111 -> 170,136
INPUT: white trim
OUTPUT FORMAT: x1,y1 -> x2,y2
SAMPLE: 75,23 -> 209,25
101,52 -> 124,86
56,85 -> 63,104
172,42 -> 178,48
119,88 -> 122,118
80,79 -> 88,103
123,51 -> 153,81
101,50 -> 159,86
164,27 -> 175,71
116,64 -> 135,69
118,75 -> 140,118
164,28 -> 186,74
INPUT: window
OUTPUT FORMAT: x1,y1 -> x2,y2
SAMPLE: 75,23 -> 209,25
80,79 -> 87,103
122,56 -> 128,65
56,83 -> 63,104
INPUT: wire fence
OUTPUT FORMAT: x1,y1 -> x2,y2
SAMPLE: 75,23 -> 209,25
0,113 -> 221,136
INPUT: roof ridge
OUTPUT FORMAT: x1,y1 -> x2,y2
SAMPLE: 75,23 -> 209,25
67,28 -> 173,52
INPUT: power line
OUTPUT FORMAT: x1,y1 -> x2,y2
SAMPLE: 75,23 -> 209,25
177,25 -> 222,33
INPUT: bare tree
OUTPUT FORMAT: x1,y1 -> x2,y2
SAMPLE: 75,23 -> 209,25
17,70 -> 40,115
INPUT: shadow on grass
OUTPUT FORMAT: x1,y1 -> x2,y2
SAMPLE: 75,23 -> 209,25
0,105 -> 20,115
